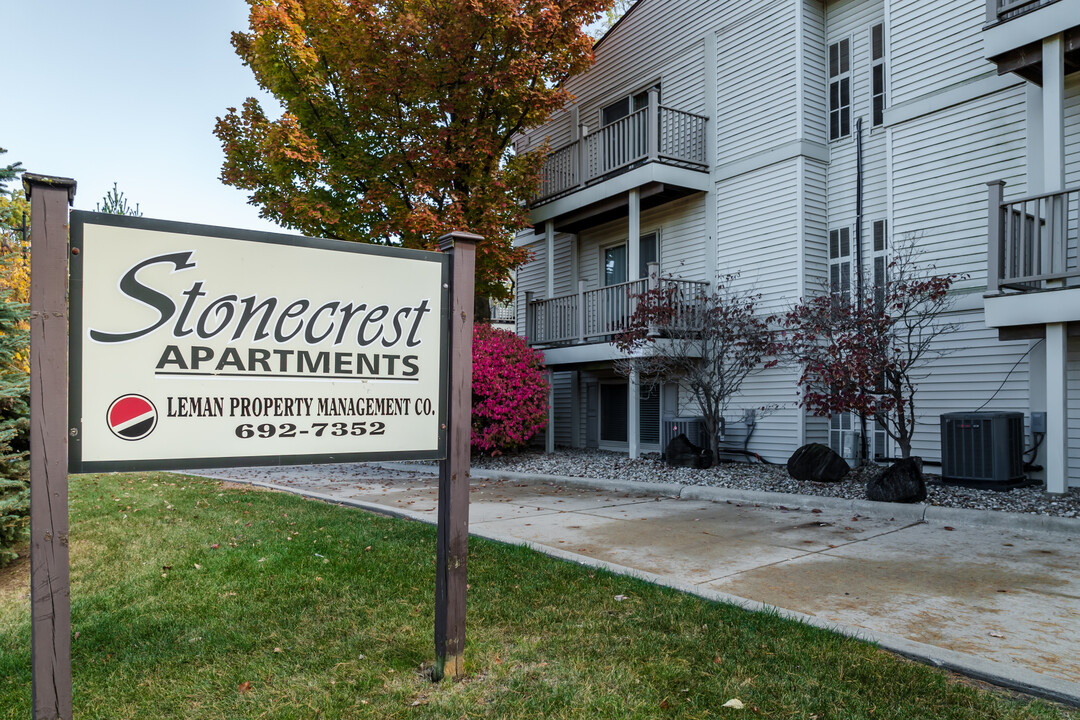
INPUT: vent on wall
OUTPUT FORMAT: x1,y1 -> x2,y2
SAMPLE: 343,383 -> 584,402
940,412 -> 1025,489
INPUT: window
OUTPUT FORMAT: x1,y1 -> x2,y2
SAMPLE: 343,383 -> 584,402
829,226 -> 852,298
599,383 -> 628,443
871,24 -> 886,127
601,87 -> 654,127
828,39 -> 851,141
830,414 -> 889,462
872,219 -> 888,311
603,232 -> 659,287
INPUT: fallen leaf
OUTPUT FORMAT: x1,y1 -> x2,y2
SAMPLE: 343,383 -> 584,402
194,564 -> 202,570
211,543 -> 220,550
614,594 -> 628,602
722,698 -> 745,709
659,699 -> 670,709
238,681 -> 252,694
811,508 -> 822,514
944,526 -> 955,531
274,647 -> 283,653
989,631 -> 1004,638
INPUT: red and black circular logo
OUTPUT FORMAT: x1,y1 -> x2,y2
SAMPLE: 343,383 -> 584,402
107,395 -> 158,441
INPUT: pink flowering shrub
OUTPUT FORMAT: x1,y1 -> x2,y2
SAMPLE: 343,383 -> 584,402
471,324 -> 549,456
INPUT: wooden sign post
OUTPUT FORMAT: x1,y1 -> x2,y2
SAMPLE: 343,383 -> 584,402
24,173 -> 77,720
23,178 -> 478,713
433,231 -> 478,681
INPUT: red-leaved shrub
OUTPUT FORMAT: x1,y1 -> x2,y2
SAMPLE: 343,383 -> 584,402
471,324 -> 548,455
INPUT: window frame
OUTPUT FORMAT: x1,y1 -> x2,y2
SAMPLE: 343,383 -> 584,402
828,225 -> 853,300
828,37 -> 852,141
600,230 -> 661,287
871,219 -> 889,311
870,23 -> 887,128
599,83 -> 660,129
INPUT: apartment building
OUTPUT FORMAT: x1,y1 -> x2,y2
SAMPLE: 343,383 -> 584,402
513,0 -> 1080,492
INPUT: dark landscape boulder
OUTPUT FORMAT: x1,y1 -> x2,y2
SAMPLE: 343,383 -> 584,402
664,433 -> 714,469
866,457 -> 927,503
786,443 -> 850,482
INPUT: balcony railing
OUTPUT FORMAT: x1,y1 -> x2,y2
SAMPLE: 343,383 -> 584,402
533,104 -> 709,205
987,180 -> 1080,293
525,271 -> 709,347
986,0 -> 1062,24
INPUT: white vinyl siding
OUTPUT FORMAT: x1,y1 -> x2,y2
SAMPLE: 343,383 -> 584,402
552,372 -> 574,447
800,0 -> 828,143
908,309 -> 1032,461
890,85 -> 1027,282
1067,73 -> 1080,186
715,1 -> 800,166
1067,340 -> 1080,485
804,158 -> 830,291
576,196 -> 708,290
716,160 -> 801,313
889,0 -> 988,107
514,237 -> 546,338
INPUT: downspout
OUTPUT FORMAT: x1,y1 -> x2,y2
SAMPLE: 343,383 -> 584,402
855,117 -> 869,463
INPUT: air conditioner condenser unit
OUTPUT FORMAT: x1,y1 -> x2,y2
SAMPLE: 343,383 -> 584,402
940,411 -> 1025,489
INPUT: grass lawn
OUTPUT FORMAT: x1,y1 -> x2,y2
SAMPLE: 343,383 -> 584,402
0,472 -> 1074,719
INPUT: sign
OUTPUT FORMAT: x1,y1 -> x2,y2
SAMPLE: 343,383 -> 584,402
69,212 -> 449,472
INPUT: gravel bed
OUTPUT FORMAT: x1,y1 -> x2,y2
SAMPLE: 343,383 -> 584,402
471,448 -> 1080,519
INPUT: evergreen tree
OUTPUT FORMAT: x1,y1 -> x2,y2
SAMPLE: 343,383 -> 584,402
95,182 -> 142,216
0,147 -> 28,567
0,147 -> 22,196
0,296 -> 29,567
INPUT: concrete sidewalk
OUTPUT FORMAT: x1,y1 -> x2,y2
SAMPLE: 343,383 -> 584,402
188,462 -> 1080,707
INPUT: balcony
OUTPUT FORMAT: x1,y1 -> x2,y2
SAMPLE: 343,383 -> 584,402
986,0 -> 1064,24
984,180 -> 1080,330
982,0 -> 1080,78
529,105 -> 710,232
525,275 -> 708,349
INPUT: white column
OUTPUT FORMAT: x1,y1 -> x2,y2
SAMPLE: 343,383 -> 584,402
546,371 -> 555,454
628,368 -> 640,459
1045,323 -> 1067,494
1029,338 -> 1047,484
1026,83 -> 1044,194
1041,34 -> 1067,494
570,372 -> 581,449
628,188 -> 640,279
544,220 -> 555,297
1042,34 -> 1065,193
703,30 -> 718,286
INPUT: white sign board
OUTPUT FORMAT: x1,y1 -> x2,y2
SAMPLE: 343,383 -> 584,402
69,213 -> 448,472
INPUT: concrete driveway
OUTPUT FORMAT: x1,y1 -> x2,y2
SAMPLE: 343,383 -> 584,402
188,461 -> 1080,707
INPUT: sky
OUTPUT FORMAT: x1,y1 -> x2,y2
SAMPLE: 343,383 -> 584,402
5,1 -> 283,232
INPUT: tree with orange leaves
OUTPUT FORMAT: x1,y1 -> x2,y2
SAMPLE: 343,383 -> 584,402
216,0 -> 608,306
0,149 -> 29,306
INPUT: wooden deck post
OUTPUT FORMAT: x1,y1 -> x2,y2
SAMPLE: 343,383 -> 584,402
647,87 -> 660,162
24,173 -> 77,720
986,180 -> 1004,294
577,280 -> 586,344
433,231 -> 478,681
